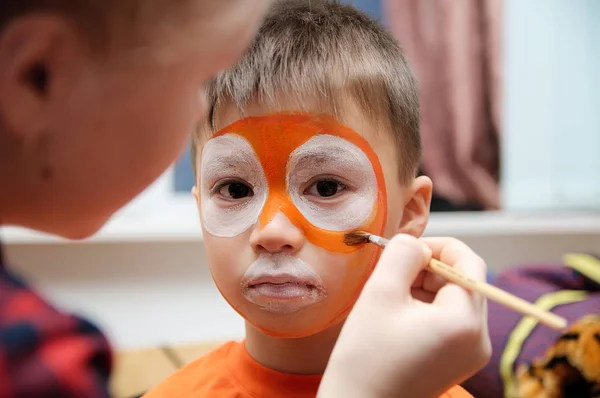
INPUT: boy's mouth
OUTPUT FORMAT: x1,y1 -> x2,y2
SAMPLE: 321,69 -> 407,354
246,274 -> 318,298
241,254 -> 326,313
243,278 -> 325,314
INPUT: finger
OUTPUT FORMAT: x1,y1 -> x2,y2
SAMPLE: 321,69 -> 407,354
434,283 -> 490,367
410,288 -> 436,303
364,234 -> 431,299
410,270 -> 427,289
433,283 -> 477,310
421,270 -> 448,293
421,237 -> 487,283
421,237 -> 476,264
422,237 -> 487,313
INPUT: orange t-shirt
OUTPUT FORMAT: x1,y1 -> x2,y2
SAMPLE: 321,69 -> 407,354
143,341 -> 473,398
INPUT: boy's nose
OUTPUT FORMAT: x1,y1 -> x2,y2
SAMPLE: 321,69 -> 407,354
250,211 -> 304,254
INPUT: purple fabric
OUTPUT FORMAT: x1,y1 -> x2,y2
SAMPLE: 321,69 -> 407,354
462,260 -> 600,398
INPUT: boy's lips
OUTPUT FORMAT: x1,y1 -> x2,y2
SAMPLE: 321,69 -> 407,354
241,253 -> 326,314
246,273 -> 320,288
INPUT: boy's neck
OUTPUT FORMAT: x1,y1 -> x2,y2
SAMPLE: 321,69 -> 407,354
244,320 -> 344,375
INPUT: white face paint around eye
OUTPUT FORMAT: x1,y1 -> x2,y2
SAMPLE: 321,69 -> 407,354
287,134 -> 378,231
200,134 -> 268,237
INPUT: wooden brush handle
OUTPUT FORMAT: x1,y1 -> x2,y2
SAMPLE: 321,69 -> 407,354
428,259 -> 567,330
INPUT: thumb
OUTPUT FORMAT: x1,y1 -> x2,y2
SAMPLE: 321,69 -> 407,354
364,234 -> 431,300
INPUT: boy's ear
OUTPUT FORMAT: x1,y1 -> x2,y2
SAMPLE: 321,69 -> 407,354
192,186 -> 204,227
397,176 -> 432,237
0,15 -> 81,138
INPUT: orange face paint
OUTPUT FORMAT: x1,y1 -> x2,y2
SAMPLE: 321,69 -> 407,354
200,112 -> 389,338
200,113 -> 387,253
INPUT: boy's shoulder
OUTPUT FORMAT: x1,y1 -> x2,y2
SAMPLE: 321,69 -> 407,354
143,340 -> 239,398
141,339 -> 471,398
143,339 -> 324,398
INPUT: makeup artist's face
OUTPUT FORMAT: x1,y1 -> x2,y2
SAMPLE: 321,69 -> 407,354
194,103 -> 431,338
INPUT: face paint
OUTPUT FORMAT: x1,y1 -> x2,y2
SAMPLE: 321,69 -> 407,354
241,252 -> 326,314
199,112 -> 388,338
200,135 -> 268,237
199,113 -> 387,253
287,134 -> 378,231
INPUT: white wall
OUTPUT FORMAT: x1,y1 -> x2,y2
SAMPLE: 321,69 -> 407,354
4,240 -> 244,351
4,212 -> 600,351
502,0 -> 600,210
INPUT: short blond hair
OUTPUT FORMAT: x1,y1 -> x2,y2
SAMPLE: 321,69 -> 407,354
193,0 -> 420,182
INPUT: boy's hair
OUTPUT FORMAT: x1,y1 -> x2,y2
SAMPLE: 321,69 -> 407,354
193,0 -> 421,183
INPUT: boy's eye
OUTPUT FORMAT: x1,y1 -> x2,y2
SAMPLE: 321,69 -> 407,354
217,182 -> 254,199
305,180 -> 346,198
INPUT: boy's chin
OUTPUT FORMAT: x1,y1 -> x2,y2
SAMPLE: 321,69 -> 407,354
244,307 -> 349,339
251,321 -> 332,339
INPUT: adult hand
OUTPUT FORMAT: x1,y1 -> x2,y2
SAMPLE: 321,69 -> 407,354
319,234 -> 491,398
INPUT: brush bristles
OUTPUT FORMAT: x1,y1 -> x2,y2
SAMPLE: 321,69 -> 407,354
343,231 -> 371,246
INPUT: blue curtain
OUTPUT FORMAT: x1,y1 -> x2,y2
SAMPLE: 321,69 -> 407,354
342,0 -> 382,21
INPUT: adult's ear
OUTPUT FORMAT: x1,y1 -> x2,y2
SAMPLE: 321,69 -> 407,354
0,15 -> 83,139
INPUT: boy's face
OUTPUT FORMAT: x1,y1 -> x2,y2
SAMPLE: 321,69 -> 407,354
194,102 -> 432,338
0,0 -> 271,238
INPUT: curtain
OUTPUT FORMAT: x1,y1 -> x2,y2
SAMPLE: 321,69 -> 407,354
386,0 -> 503,210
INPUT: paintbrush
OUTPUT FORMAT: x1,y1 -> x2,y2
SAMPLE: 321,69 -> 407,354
344,231 -> 568,330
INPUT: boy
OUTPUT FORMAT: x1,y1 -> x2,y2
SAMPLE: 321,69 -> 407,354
144,1 -> 479,397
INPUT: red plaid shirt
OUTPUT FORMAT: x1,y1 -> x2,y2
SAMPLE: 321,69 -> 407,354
0,244 -> 112,398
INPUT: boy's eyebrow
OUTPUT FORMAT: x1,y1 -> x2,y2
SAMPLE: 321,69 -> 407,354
293,154 -> 330,168
290,152 -> 365,172
208,155 -> 245,164
201,158 -> 256,179
292,145 -> 352,159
